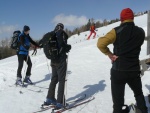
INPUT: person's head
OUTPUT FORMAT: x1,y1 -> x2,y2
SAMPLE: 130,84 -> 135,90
23,25 -> 30,35
54,23 -> 64,31
120,8 -> 134,22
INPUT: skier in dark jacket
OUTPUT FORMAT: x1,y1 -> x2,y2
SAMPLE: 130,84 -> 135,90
97,8 -> 148,113
42,23 -> 71,109
16,25 -> 40,86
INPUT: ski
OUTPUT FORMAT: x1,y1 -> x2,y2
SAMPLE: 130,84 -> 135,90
32,94 -> 87,113
9,84 -> 42,94
33,105 -> 55,113
19,89 -> 42,94
32,84 -> 49,90
67,94 -> 87,104
9,83 -> 28,88
19,84 -> 42,94
52,97 -> 95,113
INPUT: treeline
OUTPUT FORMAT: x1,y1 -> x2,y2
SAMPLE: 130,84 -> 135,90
65,18 -> 120,37
65,10 -> 149,37
0,10 -> 149,60
0,38 -> 16,60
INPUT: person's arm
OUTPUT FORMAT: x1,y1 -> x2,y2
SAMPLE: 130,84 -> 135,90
97,29 -> 118,62
97,29 -> 116,55
139,28 -> 145,45
28,35 -> 39,47
56,30 -> 71,54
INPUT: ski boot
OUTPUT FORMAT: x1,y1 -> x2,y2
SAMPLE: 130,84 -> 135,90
15,77 -> 23,86
122,105 -> 129,113
55,103 -> 64,110
42,98 -> 57,108
23,76 -> 33,85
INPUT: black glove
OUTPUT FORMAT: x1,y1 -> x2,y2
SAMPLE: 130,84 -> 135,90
39,44 -> 43,48
59,44 -> 71,54
65,44 -> 71,53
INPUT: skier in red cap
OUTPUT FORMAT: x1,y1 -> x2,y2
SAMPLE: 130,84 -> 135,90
97,8 -> 148,113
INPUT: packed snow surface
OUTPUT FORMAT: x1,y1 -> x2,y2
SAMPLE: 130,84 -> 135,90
0,14 -> 150,113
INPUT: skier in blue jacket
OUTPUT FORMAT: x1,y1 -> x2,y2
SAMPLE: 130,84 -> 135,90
16,25 -> 39,86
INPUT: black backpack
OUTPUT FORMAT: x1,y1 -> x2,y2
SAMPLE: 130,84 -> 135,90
11,31 -> 21,50
39,31 -> 60,60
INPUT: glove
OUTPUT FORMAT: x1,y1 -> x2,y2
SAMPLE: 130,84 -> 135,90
59,44 -> 71,54
65,44 -> 71,53
38,44 -> 43,48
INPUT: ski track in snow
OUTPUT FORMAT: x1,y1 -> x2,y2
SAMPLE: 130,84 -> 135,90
0,14 -> 150,113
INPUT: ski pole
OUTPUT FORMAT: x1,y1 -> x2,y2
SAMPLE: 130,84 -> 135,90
63,53 -> 69,106
23,55 -> 29,84
19,54 -> 29,94
46,58 -> 51,75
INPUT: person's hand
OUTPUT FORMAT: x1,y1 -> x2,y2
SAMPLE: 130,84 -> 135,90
59,44 -> 72,54
39,45 -> 43,48
35,46 -> 39,49
108,53 -> 119,63
36,44 -> 41,48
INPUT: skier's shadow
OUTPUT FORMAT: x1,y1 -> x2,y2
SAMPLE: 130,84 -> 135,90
34,74 -> 52,84
67,80 -> 106,102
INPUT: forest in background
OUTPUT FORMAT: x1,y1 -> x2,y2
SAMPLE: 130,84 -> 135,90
0,11 -> 149,60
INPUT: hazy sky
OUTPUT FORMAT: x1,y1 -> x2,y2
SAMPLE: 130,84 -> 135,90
0,0 -> 150,39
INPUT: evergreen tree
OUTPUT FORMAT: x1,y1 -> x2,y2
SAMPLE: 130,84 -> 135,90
86,19 -> 91,31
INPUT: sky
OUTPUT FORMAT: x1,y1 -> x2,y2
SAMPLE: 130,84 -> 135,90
0,0 -> 150,40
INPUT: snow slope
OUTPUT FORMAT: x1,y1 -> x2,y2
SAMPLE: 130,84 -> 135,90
0,14 -> 150,113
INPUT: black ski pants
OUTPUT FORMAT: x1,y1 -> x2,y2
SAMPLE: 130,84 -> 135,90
111,69 -> 148,113
17,54 -> 32,78
47,57 -> 67,104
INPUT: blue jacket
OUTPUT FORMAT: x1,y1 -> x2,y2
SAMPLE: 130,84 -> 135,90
18,33 -> 38,55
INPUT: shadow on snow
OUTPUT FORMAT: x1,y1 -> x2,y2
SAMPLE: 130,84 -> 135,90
67,80 -> 106,102
34,74 -> 52,84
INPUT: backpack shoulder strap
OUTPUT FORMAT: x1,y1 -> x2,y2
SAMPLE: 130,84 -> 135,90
62,31 -> 68,44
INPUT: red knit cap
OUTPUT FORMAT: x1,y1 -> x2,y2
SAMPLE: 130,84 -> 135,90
120,8 -> 134,22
